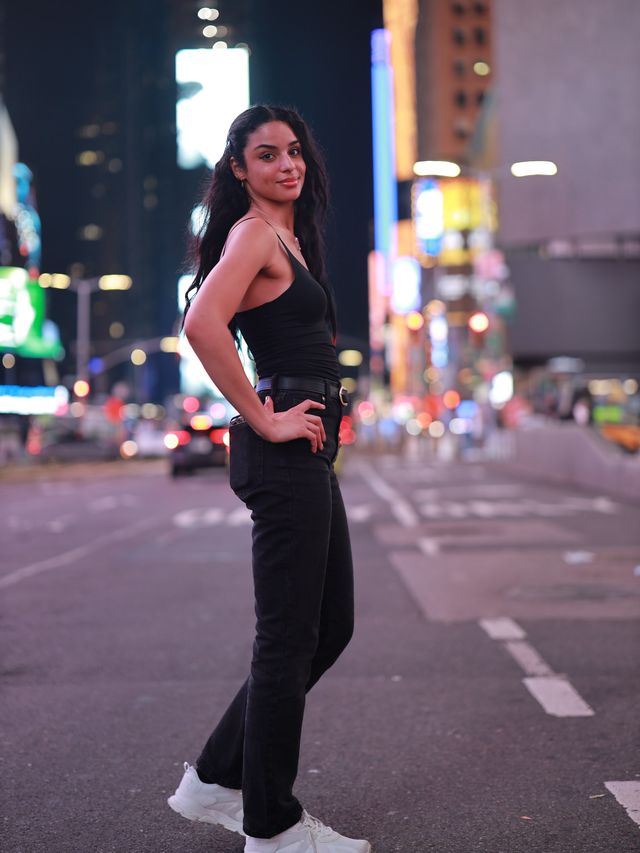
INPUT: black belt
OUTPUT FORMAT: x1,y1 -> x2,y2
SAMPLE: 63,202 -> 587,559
256,375 -> 349,407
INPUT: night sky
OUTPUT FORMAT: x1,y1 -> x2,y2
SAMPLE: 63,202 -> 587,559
2,0 -> 383,368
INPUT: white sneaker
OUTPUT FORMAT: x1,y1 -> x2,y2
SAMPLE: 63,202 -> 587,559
244,810 -> 371,852
168,762 -> 244,835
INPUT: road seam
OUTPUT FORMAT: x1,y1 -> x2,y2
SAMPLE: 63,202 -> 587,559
479,617 -> 595,717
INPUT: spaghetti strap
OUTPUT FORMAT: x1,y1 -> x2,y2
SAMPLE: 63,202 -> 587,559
220,216 -> 260,257
221,216 -> 292,259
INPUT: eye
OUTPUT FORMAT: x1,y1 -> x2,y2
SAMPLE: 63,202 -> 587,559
289,147 -> 301,157
260,152 -> 275,161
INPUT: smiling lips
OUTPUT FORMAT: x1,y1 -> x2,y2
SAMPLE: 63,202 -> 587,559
279,177 -> 299,186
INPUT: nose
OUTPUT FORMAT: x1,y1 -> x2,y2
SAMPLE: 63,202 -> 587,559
279,153 -> 294,172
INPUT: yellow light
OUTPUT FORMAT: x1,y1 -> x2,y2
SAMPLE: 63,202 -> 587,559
212,41 -> 228,49
2,353 -> 16,368
131,349 -> 147,366
191,414 -> 212,430
76,150 -> 104,166
428,420 -> 445,438
99,274 -> 132,290
510,161 -> 558,177
73,379 -> 90,398
160,336 -> 179,353
468,312 -> 489,333
120,440 -> 138,459
413,160 -> 461,178
338,349 -> 363,367
109,322 -> 125,339
51,273 -> 71,289
623,379 -> 638,395
141,403 -> 158,419
203,24 -> 218,37
473,61 -> 491,76
341,377 -> 358,393
79,224 -> 103,241
406,311 -> 425,331
38,273 -> 51,288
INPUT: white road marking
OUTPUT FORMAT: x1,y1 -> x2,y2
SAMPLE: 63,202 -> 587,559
173,508 -> 224,528
227,506 -> 252,526
418,537 -> 440,557
347,504 -> 373,522
562,550 -> 595,565
416,496 -> 620,520
393,501 -> 420,527
355,461 -> 419,527
0,517 -> 160,590
479,618 -> 595,716
604,781 -> 640,828
523,676 -> 595,717
504,640 -> 553,677
479,617 -> 526,640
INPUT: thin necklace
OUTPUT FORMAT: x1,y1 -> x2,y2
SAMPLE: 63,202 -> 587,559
251,205 -> 301,251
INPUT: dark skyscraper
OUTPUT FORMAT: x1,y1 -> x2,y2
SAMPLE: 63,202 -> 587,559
3,0 -> 381,399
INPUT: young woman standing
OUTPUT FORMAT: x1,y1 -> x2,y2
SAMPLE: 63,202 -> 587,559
167,105 -> 371,853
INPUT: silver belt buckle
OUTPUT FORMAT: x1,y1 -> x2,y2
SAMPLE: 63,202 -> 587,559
338,386 -> 349,407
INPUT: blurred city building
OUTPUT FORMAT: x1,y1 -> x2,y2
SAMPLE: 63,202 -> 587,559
485,0 -> 640,379
367,0 -> 639,454
416,0 -> 492,162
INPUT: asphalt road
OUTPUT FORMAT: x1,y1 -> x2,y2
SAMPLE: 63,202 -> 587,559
2,449 -> 639,853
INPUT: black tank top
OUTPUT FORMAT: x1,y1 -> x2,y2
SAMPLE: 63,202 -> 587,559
233,222 -> 340,383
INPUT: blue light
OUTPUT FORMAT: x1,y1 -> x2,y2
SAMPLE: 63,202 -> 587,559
371,29 -> 398,257
88,357 -> 104,374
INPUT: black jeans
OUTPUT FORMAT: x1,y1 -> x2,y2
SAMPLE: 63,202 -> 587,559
196,387 -> 355,838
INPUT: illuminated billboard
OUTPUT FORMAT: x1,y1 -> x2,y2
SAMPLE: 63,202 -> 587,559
0,266 -> 63,359
176,48 -> 250,170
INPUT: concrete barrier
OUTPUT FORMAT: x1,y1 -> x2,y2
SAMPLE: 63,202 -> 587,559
504,422 -> 640,502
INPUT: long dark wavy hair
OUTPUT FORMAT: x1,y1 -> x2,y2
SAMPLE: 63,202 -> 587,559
181,104 -> 336,341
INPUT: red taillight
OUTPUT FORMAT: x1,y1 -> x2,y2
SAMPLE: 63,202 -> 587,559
210,428 -> 228,445
339,416 -> 356,446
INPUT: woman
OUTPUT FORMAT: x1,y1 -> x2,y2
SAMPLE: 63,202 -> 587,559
167,105 -> 371,853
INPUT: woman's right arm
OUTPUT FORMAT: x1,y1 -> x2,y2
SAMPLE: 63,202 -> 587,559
183,219 -> 325,449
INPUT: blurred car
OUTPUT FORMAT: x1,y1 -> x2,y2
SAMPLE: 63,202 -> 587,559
164,411 -> 229,476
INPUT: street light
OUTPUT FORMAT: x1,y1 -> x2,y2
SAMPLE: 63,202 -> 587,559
39,273 -> 132,382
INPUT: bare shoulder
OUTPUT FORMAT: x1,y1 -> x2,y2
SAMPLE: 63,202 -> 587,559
224,217 -> 276,265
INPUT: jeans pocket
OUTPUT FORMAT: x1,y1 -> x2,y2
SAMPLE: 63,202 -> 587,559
229,421 -> 263,499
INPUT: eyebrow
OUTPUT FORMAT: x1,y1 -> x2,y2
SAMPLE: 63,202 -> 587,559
253,140 -> 300,151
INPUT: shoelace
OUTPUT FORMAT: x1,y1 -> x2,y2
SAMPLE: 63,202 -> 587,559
301,811 -> 335,840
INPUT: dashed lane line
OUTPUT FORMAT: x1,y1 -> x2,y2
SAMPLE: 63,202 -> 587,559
604,781 -> 640,829
0,517 -> 161,590
479,617 -> 526,640
522,676 -> 594,717
479,617 -> 595,717
504,640 -> 554,677
355,460 -> 419,528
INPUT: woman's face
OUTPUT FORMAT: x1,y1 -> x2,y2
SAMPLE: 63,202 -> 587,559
233,120 -> 306,204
